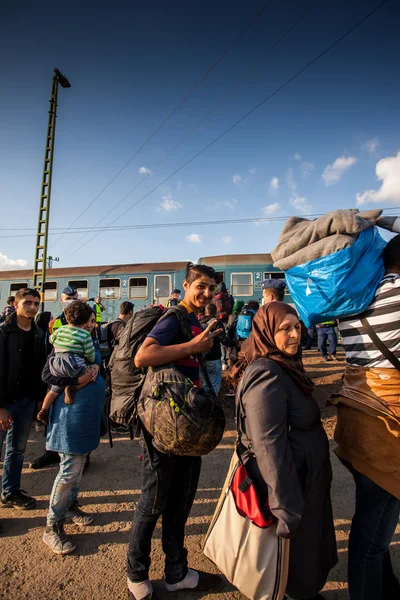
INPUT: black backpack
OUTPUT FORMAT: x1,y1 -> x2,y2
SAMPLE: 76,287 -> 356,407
99,318 -> 125,359
108,305 -> 165,426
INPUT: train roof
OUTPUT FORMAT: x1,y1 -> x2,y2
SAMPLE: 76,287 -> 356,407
199,253 -> 273,266
0,261 -> 190,280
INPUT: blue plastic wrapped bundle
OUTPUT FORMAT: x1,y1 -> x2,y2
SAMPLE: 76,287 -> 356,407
271,209 -> 386,327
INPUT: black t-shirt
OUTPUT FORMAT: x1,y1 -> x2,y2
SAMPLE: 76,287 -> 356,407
19,327 -> 35,398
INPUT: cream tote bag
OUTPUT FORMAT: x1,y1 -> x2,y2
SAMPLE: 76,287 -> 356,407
203,450 -> 289,600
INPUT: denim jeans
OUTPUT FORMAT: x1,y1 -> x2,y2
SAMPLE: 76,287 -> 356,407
317,326 -> 337,357
348,468 -> 400,600
0,397 -> 36,496
127,441 -> 201,584
47,453 -> 87,525
49,352 -> 87,394
202,359 -> 223,395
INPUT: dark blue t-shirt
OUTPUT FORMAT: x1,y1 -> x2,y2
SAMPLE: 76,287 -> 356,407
147,304 -> 202,386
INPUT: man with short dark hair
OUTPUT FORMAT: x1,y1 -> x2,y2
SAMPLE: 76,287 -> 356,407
109,301 -> 134,345
261,279 -> 286,304
0,288 -> 46,509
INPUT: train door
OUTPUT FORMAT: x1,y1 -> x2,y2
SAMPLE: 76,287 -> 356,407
153,274 -> 171,305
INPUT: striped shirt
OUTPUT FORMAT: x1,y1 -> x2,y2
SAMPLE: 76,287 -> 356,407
50,325 -> 95,363
339,274 -> 400,368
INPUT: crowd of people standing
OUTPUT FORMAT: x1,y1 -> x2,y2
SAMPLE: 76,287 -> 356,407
0,241 -> 399,599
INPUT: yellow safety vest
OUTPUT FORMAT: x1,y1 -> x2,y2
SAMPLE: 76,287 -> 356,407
95,303 -> 103,323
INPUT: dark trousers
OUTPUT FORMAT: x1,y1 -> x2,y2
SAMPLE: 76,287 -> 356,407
127,441 -> 201,584
348,468 -> 400,600
317,326 -> 336,357
0,397 -> 36,496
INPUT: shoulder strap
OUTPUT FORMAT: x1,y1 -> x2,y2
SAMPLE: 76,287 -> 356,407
361,317 -> 400,371
165,305 -> 218,399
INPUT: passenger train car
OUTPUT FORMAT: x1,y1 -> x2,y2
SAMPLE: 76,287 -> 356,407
0,254 -> 288,321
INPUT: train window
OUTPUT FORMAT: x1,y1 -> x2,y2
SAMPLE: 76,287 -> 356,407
129,277 -> 148,299
37,281 -> 58,302
68,280 -> 89,301
9,282 -> 29,294
263,272 -> 285,280
231,273 -> 253,296
99,278 -> 121,300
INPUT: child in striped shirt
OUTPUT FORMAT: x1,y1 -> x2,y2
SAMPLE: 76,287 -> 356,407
37,301 -> 97,424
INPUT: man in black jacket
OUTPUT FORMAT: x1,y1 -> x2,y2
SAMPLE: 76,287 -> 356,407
0,288 -> 46,509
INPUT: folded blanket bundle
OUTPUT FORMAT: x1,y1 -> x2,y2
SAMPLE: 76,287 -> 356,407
271,209 -> 386,326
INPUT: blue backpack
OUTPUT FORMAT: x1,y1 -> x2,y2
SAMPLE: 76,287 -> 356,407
236,308 -> 256,341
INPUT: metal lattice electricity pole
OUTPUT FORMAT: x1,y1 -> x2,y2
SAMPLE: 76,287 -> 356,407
33,68 -> 71,306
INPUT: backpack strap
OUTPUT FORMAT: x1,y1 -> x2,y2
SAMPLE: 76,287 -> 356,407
163,305 -> 218,398
361,317 -> 400,371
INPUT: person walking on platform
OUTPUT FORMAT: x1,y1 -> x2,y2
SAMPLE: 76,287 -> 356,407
0,288 -> 46,509
93,296 -> 106,324
261,278 -> 286,304
316,321 -> 337,361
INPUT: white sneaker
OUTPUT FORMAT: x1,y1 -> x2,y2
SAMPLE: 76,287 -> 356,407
222,363 -> 227,371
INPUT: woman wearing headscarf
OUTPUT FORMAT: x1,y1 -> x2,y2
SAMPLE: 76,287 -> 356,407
230,302 -> 337,600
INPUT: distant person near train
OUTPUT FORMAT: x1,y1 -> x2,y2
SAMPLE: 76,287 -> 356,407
166,289 -> 181,307
93,296 -> 106,324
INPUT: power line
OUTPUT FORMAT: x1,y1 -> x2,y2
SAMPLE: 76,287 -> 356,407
60,0 -> 390,263
57,0 -> 319,257
49,0 -> 275,250
2,205 -> 400,237
3,206 -> 398,241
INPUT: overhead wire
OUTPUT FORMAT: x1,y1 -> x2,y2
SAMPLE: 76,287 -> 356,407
1,207 -> 400,242
56,0 -> 319,258
49,0 -> 275,250
3,205 -> 400,233
60,0 -> 390,264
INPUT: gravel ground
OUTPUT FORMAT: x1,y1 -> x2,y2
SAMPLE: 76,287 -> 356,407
0,349 -> 398,599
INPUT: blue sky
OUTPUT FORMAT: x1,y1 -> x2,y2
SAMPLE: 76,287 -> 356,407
1,0 -> 399,270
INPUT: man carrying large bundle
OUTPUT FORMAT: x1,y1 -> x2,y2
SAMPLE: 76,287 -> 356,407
332,234 -> 400,599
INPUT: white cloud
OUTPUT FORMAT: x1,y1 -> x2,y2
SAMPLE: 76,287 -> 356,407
290,193 -> 312,214
356,151 -> 400,205
263,202 -> 280,216
186,233 -> 202,244
249,168 -> 256,175
157,192 -> 182,212
0,253 -> 28,270
212,198 -> 238,210
287,168 -> 296,192
139,166 -> 151,175
220,235 -> 233,244
322,155 -> 356,185
362,137 -> 380,153
269,176 -> 280,193
232,174 -> 242,185
301,161 -> 314,178
294,153 -> 302,161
